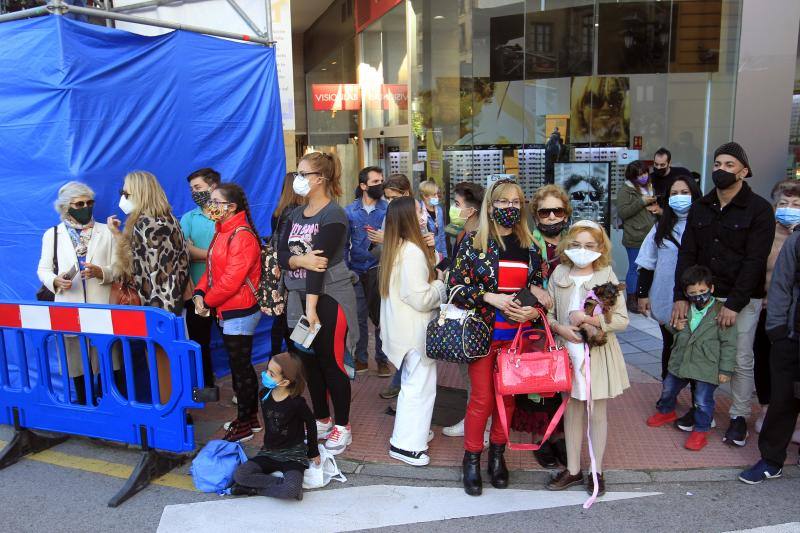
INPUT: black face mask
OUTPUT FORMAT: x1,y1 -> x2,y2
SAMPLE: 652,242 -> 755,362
365,184 -> 384,201
653,167 -> 666,177
687,291 -> 712,309
192,190 -> 211,207
537,220 -> 567,237
712,169 -> 738,190
68,206 -> 93,225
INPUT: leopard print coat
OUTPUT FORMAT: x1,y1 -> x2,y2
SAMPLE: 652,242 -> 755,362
115,214 -> 190,315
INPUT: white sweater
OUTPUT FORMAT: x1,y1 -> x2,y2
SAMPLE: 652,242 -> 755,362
380,241 -> 447,368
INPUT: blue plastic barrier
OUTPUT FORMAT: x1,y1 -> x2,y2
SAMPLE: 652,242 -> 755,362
0,300 -> 214,506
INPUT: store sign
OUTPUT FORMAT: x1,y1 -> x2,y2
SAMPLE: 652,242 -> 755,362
355,0 -> 403,33
381,84 -> 408,110
311,84 -> 361,111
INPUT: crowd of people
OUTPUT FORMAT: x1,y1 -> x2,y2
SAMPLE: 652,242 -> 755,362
38,141 -> 800,501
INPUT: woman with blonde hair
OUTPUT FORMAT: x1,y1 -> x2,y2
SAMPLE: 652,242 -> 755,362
448,178 -> 543,496
278,152 -> 359,456
544,220 -> 629,497
109,171 -> 190,403
379,197 -> 447,466
38,181 -> 119,404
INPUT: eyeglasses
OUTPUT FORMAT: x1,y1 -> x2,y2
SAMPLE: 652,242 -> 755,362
567,241 -> 599,251
70,200 -> 95,209
571,191 -> 601,202
293,171 -> 322,180
208,200 -> 232,207
537,207 -> 565,218
119,189 -> 130,199
493,199 -> 522,209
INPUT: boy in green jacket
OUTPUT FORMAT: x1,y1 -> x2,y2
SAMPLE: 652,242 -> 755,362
646,265 -> 737,451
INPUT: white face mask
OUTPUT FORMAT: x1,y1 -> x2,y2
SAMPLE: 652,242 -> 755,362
293,175 -> 311,197
118,194 -> 136,215
565,248 -> 601,268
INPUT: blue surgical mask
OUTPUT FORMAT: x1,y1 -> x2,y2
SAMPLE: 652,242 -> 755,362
775,207 -> 800,227
429,197 -> 440,207
261,371 -> 280,390
668,194 -> 692,215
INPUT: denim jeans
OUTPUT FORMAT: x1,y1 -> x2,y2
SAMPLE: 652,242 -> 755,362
656,373 -> 717,432
354,280 -> 387,364
219,310 -> 262,336
625,246 -> 639,294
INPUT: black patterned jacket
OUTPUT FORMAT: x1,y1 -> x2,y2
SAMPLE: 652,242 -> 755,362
447,232 -> 542,331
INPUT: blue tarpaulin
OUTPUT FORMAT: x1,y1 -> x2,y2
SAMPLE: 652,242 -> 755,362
0,16 -> 286,375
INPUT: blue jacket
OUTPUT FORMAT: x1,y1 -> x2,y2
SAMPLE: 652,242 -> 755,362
345,198 -> 388,274
425,204 -> 448,259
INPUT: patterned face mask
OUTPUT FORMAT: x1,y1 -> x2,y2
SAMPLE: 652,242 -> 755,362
492,206 -> 521,228
192,189 -> 211,207
207,203 -> 229,222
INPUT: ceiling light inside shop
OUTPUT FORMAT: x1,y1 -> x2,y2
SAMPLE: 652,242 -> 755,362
434,15 -> 444,20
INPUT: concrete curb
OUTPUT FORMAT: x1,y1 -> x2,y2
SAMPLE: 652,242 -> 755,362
336,458 -> 800,485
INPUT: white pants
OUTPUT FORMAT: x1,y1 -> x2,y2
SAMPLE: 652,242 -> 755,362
390,349 -> 437,453
717,298 -> 762,418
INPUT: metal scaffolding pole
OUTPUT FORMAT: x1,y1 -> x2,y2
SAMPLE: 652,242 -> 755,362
0,5 -> 50,23
63,3 -> 274,45
225,0 -> 265,38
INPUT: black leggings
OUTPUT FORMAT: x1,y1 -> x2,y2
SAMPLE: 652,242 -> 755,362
223,334 -> 258,420
753,309 -> 771,405
233,460 -> 303,500
270,312 -> 292,356
301,293 -> 351,426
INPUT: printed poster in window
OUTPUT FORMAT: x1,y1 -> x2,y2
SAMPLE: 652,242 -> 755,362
570,77 -> 630,146
426,129 -> 444,189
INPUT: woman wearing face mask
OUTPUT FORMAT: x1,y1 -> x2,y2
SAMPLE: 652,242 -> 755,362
509,184 -> 569,467
193,183 -> 263,443
278,152 -> 359,456
419,179 -> 448,259
110,171 -> 190,403
616,160 -> 658,314
38,181 -> 120,404
636,176 -> 702,377
751,180 -> 800,438
449,181 -> 485,254
545,221 -> 629,497
448,179 -> 542,496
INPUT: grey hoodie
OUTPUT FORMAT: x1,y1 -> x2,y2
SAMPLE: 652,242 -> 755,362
765,229 -> 800,341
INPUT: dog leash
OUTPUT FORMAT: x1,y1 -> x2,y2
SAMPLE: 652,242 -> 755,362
581,290 -> 603,509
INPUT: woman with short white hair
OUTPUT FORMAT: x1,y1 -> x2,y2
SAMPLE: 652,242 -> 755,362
37,180 -> 118,404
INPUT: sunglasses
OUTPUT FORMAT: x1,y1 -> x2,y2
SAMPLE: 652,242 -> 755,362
571,191 -> 601,202
70,200 -> 95,209
537,207 -> 565,218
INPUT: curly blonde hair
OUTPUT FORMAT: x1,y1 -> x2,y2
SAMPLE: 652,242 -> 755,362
556,221 -> 612,269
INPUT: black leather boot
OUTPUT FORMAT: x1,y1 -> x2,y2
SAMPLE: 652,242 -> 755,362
462,451 -> 482,496
487,443 -> 509,489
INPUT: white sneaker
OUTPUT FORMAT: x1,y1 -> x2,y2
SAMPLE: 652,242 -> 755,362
443,419 -> 464,437
389,445 -> 430,466
316,418 -> 334,440
324,425 -> 352,455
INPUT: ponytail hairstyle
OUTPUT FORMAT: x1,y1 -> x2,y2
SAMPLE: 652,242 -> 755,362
300,151 -> 342,199
379,196 -> 436,298
215,183 -> 259,237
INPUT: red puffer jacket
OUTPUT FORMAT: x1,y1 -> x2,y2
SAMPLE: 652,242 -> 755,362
195,211 -> 261,319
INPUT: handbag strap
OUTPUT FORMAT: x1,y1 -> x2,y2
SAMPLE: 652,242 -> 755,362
493,382 -> 569,451
508,309 -> 558,353
52,225 -> 58,274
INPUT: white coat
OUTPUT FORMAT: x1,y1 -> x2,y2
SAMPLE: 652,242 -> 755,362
379,241 -> 446,368
37,222 -> 115,304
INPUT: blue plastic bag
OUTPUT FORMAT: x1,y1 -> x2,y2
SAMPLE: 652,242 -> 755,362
190,440 -> 249,493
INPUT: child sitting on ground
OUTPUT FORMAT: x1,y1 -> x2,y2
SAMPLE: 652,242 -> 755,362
230,353 -> 319,500
646,265 -> 736,451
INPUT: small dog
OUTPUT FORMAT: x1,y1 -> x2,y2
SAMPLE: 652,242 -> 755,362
579,282 -> 624,348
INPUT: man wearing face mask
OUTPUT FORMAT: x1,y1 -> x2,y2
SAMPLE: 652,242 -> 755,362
650,147 -> 690,208
673,142 -> 775,447
180,168 -> 221,388
345,166 -> 391,377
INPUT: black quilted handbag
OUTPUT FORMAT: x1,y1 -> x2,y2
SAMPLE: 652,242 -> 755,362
425,285 -> 491,364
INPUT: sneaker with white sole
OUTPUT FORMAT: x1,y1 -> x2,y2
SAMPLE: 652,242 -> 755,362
223,416 -> 262,433
389,445 -> 430,466
443,419 -> 464,437
738,459 -> 782,484
324,424 -> 352,455
675,408 -> 716,432
316,418 -> 334,440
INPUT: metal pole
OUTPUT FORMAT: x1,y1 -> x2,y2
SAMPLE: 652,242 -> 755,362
113,0 -> 203,14
63,3 -> 274,45
0,5 -> 50,23
264,0 -> 272,42
103,0 -> 114,28
225,0 -> 265,38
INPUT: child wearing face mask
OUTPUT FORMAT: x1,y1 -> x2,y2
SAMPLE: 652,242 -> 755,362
545,220 -> 629,497
419,180 -> 448,259
647,265 -> 736,452
230,353 -> 320,500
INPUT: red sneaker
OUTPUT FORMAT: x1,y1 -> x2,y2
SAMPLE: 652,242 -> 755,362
647,411 -> 678,427
685,431 -> 708,451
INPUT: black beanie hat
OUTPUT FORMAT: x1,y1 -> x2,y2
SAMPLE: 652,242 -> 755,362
713,142 -> 753,178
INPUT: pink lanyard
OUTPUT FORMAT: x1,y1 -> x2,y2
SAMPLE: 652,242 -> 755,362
582,289 -> 602,509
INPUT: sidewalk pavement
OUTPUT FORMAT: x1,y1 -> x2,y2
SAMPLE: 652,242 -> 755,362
192,313 -> 798,478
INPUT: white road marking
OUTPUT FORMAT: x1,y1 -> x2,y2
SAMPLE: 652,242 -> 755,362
726,524 -> 800,533
158,484 -> 660,533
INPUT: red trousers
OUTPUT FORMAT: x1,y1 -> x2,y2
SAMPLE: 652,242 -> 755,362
464,341 -> 515,453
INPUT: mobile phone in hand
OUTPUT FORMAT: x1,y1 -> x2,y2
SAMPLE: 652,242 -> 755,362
513,287 -> 539,308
